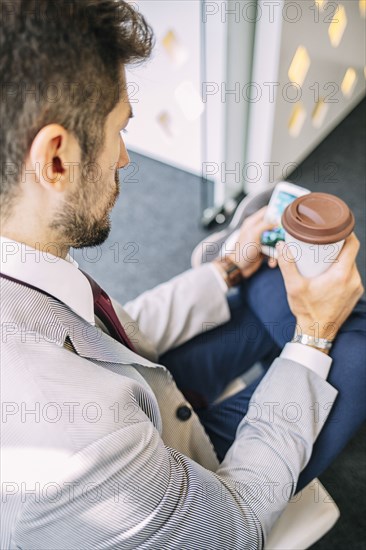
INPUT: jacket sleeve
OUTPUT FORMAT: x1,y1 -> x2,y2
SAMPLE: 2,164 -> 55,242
122,263 -> 231,356
14,357 -> 338,550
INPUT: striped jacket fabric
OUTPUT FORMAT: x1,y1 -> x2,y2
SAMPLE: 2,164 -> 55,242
0,264 -> 338,549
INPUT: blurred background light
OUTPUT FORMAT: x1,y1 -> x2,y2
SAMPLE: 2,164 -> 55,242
341,67 -> 358,98
174,81 -> 204,122
288,46 -> 311,87
312,98 -> 330,128
288,102 -> 307,137
162,30 -> 188,67
328,4 -> 348,47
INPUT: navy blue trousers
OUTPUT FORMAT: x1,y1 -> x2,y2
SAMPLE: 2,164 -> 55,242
159,263 -> 366,492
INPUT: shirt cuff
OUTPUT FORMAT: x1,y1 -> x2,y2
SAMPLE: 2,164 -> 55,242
208,262 -> 229,294
280,342 -> 332,380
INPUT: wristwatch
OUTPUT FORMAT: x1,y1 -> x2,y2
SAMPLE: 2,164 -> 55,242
291,333 -> 334,353
216,256 -> 244,288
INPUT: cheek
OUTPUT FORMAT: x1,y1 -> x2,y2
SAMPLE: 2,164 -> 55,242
100,150 -> 118,181
111,136 -> 123,170
101,131 -> 125,175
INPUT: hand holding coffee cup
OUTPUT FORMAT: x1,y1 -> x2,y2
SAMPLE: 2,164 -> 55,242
277,232 -> 364,342
278,192 -> 362,341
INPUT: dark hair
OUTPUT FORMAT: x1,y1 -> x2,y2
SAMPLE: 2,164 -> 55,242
0,0 -> 154,217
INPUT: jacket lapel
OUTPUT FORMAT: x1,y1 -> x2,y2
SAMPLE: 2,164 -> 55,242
66,310 -> 157,368
1,277 -> 158,370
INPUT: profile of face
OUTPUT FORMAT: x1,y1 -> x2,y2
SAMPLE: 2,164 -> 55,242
48,89 -> 132,250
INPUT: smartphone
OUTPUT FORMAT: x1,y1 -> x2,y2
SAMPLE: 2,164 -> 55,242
260,182 -> 310,257
221,182 -> 310,261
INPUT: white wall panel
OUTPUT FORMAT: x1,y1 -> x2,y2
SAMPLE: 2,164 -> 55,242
245,0 -> 366,193
124,0 -> 202,175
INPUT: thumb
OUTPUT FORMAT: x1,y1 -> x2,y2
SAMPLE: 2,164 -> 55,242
276,241 -> 301,282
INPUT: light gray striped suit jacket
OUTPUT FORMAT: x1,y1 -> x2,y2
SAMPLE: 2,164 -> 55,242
1,264 -> 338,549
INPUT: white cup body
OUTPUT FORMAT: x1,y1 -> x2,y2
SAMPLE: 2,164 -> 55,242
284,233 -> 345,278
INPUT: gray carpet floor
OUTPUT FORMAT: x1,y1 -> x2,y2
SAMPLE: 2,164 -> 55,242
74,98 -> 366,549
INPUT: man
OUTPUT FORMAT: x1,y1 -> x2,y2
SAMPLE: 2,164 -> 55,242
0,1 -> 364,548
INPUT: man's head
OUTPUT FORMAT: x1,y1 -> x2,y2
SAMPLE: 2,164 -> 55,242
0,0 -> 153,255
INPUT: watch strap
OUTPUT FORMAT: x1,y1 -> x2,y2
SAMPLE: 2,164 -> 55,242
218,256 -> 244,288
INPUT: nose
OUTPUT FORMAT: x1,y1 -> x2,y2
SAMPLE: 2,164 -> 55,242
118,135 -> 130,169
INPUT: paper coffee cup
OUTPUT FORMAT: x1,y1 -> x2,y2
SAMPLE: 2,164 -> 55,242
281,192 -> 355,278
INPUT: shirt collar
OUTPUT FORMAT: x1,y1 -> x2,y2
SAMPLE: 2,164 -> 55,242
0,236 -> 95,325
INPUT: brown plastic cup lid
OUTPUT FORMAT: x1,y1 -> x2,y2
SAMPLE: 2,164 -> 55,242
282,192 -> 355,244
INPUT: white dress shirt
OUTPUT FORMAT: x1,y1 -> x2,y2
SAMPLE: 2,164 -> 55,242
0,236 -> 95,325
1,235 -> 332,379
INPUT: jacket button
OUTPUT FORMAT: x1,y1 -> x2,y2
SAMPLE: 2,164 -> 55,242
176,404 -> 192,421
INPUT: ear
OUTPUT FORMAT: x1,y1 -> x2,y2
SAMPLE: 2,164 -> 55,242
27,124 -> 80,192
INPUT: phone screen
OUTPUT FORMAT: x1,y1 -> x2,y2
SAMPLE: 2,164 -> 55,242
261,190 -> 298,248
270,191 -> 298,224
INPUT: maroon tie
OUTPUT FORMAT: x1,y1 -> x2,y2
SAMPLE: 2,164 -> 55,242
80,269 -> 137,353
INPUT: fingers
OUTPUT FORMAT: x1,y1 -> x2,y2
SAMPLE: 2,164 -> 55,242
330,233 -> 360,275
268,257 -> 278,268
350,264 -> 364,295
239,206 -> 274,241
248,213 -> 277,239
256,218 -> 277,235
276,241 -> 303,287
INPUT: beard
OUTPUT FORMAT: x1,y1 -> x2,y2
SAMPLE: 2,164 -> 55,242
49,169 -> 120,250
